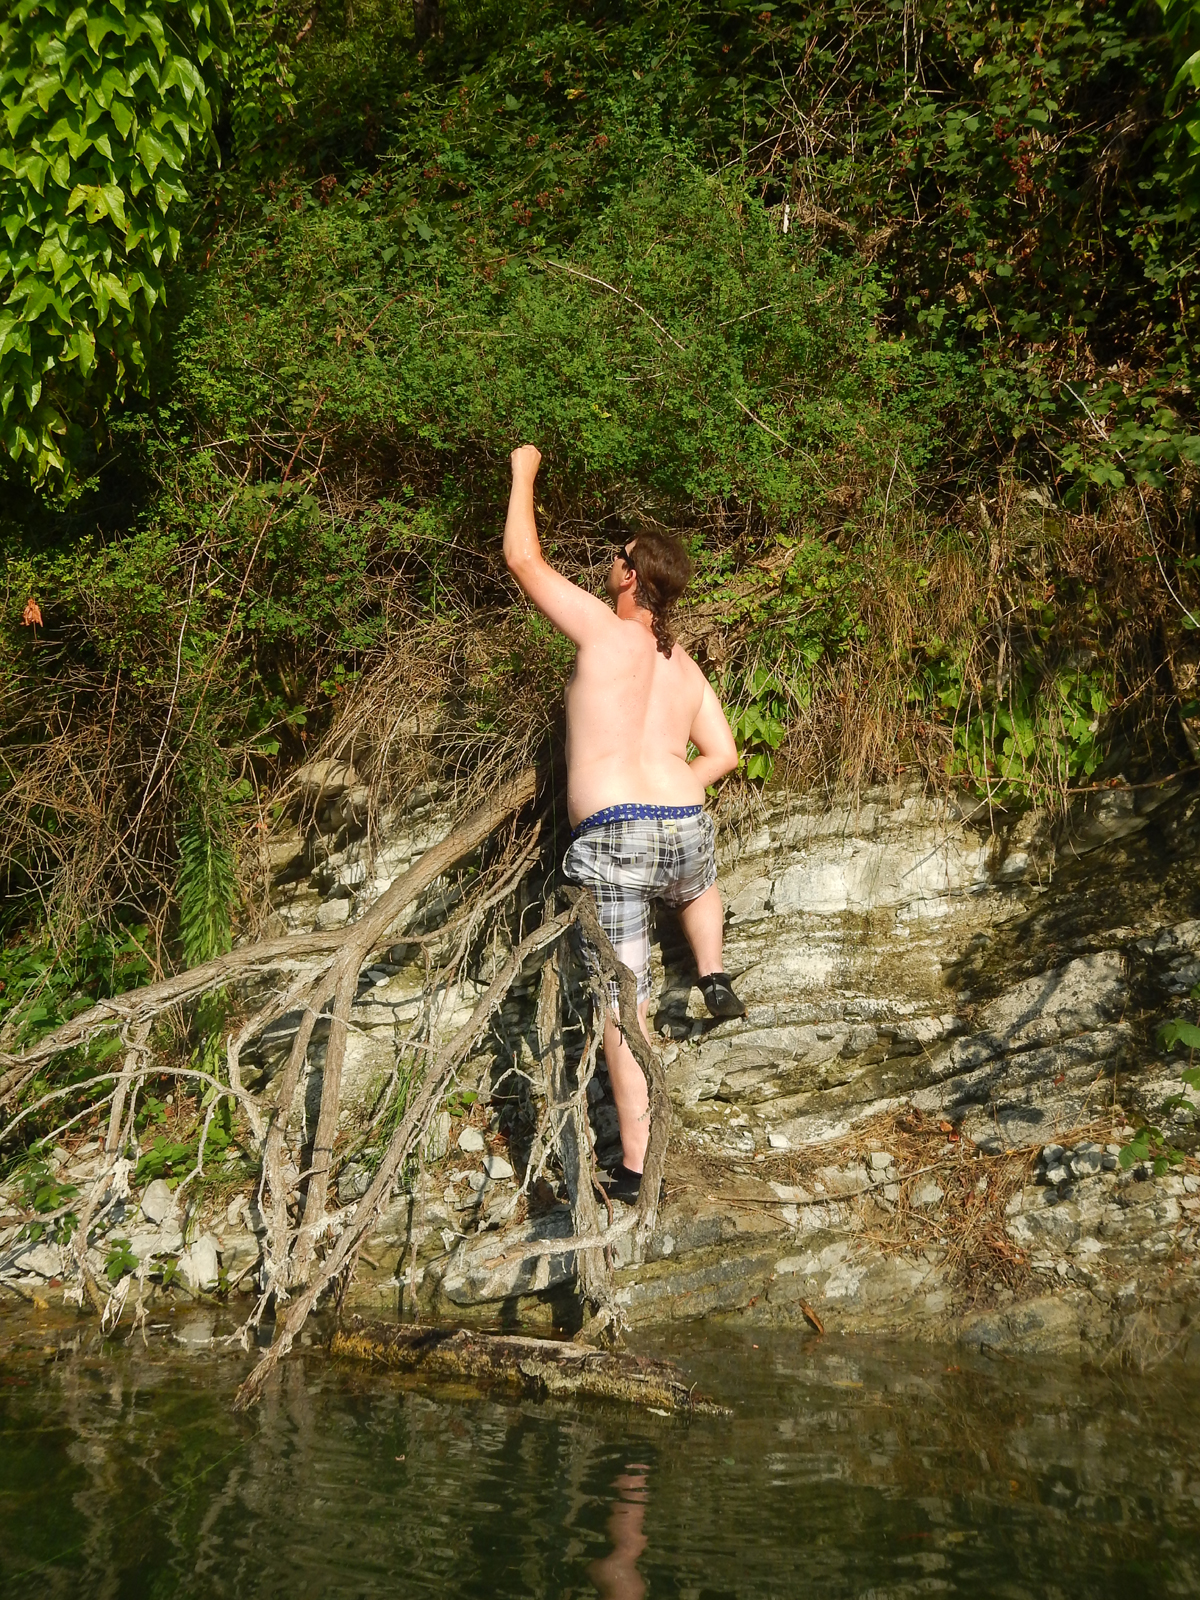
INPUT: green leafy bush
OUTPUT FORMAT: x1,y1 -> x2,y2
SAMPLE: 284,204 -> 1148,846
0,0 -> 228,478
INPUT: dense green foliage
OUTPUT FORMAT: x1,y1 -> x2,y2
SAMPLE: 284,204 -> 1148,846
0,0 -> 230,477
0,0 -> 1198,1055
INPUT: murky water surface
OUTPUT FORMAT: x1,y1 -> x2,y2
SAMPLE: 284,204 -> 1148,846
2,1309 -> 1199,1597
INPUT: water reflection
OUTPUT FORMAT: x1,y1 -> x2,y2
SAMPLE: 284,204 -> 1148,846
1,1314 -> 1199,1598
589,1463 -> 649,1600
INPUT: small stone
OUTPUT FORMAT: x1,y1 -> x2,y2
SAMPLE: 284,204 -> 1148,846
1044,1163 -> 1069,1186
1071,1150 -> 1103,1178
14,1242 -> 61,1278
314,898 -> 351,930
483,1155 -> 514,1181
883,1183 -> 901,1202
767,1132 -> 791,1150
466,1171 -> 487,1194
337,1165 -> 371,1204
139,1179 -> 175,1225
225,1195 -> 247,1227
457,1128 -> 485,1154
1185,1175 -> 1200,1194
1102,1153 -> 1119,1171
424,1110 -> 451,1162
178,1234 -> 220,1292
1041,1144 -> 1065,1166
868,1151 -> 891,1171
975,1136 -> 1003,1156
1106,1143 -> 1122,1157
660,1234 -> 675,1256
912,1181 -> 944,1208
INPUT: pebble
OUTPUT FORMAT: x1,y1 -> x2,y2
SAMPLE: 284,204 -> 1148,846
767,1132 -> 791,1150
912,1181 -> 944,1208
868,1151 -> 891,1171
457,1128 -> 485,1154
1041,1144 -> 1065,1166
483,1155 -> 514,1181
1071,1150 -> 1103,1178
1102,1153 -> 1119,1171
1044,1163 -> 1070,1186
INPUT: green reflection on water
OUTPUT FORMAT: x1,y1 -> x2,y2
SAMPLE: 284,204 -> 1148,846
1,1312 -> 1198,1599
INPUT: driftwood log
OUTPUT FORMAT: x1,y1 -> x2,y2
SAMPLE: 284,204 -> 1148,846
330,1317 -> 730,1414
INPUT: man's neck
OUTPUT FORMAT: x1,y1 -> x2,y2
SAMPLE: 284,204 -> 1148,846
614,593 -> 654,628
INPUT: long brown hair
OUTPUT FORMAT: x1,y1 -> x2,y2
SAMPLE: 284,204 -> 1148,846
626,529 -> 693,657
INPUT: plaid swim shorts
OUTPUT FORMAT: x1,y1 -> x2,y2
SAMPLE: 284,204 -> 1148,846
562,804 -> 717,1005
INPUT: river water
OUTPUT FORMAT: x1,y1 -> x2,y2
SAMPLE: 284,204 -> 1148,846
2,1309 -> 1199,1598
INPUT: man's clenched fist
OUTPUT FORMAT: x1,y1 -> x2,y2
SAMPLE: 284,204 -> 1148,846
510,443 -> 542,478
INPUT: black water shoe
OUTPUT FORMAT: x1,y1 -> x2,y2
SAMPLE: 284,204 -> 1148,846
598,1161 -> 644,1205
698,971 -> 747,1019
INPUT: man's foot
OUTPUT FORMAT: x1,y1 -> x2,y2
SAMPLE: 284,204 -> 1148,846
597,1162 -> 666,1206
698,971 -> 747,1019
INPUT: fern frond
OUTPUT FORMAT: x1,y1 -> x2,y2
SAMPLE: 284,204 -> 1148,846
177,806 -> 237,968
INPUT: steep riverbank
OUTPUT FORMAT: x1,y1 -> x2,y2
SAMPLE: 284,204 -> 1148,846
5,777 -> 1200,1364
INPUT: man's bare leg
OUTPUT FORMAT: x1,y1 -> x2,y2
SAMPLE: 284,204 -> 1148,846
678,883 -> 746,1018
676,884 -> 725,977
604,1000 -> 652,1173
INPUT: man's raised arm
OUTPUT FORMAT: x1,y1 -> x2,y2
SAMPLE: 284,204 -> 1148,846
503,445 -> 614,645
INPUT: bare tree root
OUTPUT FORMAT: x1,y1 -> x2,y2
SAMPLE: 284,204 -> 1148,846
2,756 -> 677,1411
536,948 -> 616,1335
231,904 -> 578,1410
0,768 -> 538,1314
0,765 -> 538,1097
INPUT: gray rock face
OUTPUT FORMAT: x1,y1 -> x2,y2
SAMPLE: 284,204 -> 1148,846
301,778 -> 1200,1358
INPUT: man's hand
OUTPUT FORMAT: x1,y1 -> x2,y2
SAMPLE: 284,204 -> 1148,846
511,443 -> 542,480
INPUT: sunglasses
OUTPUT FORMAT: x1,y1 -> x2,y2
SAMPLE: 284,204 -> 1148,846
614,542 -> 636,569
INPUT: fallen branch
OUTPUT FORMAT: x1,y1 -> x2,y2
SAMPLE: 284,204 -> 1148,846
331,1319 -> 730,1413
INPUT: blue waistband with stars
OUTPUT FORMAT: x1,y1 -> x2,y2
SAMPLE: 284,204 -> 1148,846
571,802 -> 703,841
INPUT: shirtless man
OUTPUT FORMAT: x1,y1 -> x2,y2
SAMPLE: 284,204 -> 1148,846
503,444 -> 745,1203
